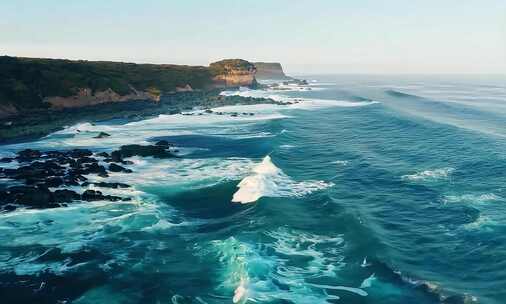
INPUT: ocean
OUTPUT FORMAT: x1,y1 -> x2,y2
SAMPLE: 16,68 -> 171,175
1,74 -> 505,303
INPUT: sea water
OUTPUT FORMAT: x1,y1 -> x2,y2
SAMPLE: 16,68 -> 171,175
1,74 -> 506,303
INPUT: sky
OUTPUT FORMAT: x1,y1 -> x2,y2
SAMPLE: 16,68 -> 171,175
1,0 -> 505,74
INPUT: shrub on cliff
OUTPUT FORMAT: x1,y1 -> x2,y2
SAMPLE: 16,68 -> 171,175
209,59 -> 256,76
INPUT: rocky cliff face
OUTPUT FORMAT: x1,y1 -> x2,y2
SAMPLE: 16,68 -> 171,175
45,87 -> 160,109
210,59 -> 257,88
254,62 -> 290,80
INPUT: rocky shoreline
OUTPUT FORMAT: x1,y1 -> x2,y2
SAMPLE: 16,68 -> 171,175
0,90 -> 282,143
0,141 -> 177,212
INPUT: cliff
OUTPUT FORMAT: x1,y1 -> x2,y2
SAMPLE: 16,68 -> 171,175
45,87 -> 161,109
0,56 -> 258,118
254,62 -> 291,80
209,59 -> 257,88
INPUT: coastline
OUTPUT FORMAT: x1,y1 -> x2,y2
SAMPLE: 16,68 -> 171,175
0,89 -> 280,144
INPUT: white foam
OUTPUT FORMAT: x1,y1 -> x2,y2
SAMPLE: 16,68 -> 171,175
0,197 -> 172,276
279,144 -> 295,149
360,273 -> 376,288
232,156 -> 333,204
402,168 -> 454,181
199,228 -> 347,303
463,214 -> 495,230
96,156 -> 254,192
141,219 -> 187,232
233,278 -> 248,303
442,193 -> 501,204
220,88 -> 380,110
361,257 -> 371,267
333,160 -> 349,166
307,283 -> 368,296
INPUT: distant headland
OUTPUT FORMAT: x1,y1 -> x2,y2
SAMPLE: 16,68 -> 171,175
254,62 -> 291,80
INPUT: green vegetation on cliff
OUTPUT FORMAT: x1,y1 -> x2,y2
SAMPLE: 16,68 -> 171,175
209,59 -> 256,75
0,56 -> 253,113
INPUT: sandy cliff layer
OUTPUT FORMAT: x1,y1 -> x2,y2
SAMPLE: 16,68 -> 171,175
212,72 -> 257,87
45,87 -> 160,109
210,59 -> 257,88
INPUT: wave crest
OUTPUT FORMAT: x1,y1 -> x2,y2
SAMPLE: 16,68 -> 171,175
232,156 -> 333,203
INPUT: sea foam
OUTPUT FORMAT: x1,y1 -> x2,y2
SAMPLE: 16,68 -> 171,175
402,167 -> 454,182
199,228 -> 347,303
232,155 -> 333,204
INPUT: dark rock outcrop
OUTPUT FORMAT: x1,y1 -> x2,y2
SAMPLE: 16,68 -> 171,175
0,143 -> 183,212
108,163 -> 132,173
94,132 -> 111,139
114,144 -> 176,159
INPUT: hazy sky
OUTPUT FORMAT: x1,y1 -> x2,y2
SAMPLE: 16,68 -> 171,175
1,0 -> 505,74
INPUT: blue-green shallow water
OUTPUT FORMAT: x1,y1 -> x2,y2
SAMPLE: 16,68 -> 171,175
1,75 -> 505,303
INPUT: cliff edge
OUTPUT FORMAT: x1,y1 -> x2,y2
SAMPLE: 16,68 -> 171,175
210,59 -> 257,88
254,62 -> 291,80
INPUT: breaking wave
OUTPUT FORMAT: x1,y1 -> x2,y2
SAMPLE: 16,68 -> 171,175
196,228 -> 351,303
232,155 -> 333,204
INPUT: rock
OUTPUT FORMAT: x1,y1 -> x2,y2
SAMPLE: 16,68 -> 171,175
81,189 -> 104,201
0,157 -> 13,163
44,177 -> 65,188
76,157 -> 98,166
155,140 -> 170,147
16,149 -> 42,161
109,163 -> 132,173
64,173 -> 87,186
96,152 -> 110,158
94,132 -> 111,139
110,150 -> 123,162
92,182 -> 130,189
3,204 -> 16,212
5,186 -> 54,207
53,189 -> 81,203
114,144 -> 175,159
4,161 -> 66,182
68,149 -> 93,158
83,163 -> 108,176
81,189 -> 122,202
43,151 -> 67,159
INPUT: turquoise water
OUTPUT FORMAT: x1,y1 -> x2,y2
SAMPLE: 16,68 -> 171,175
1,75 -> 506,303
